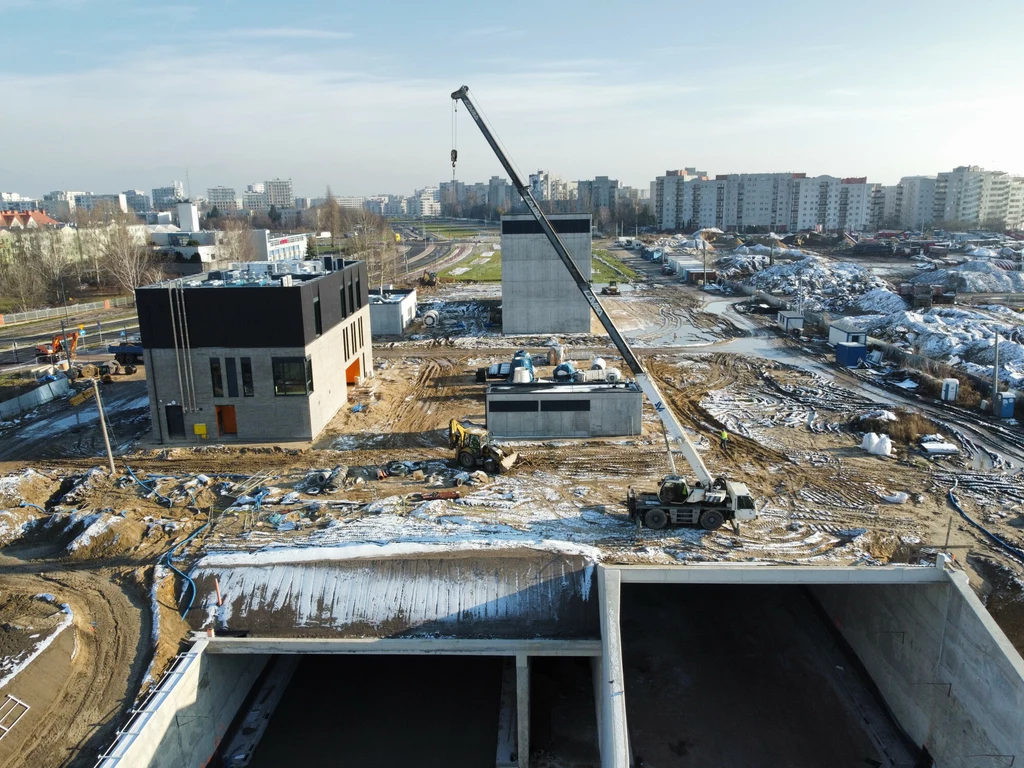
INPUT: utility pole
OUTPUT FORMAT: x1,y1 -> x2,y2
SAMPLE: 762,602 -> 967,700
992,333 -> 1000,415
92,378 -> 116,475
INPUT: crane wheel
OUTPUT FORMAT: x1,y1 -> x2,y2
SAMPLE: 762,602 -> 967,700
644,509 -> 668,530
699,509 -> 725,531
458,451 -> 476,469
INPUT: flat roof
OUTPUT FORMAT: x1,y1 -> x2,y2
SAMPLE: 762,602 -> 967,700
487,382 -> 640,395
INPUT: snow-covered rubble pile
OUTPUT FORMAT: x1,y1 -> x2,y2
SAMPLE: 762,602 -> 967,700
715,253 -> 770,278
912,261 -> 1024,293
852,288 -> 906,314
65,512 -> 122,553
861,307 -> 1024,385
741,256 -> 890,311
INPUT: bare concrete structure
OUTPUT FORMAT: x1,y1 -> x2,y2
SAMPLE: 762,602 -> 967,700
368,287 -> 417,336
501,214 -> 592,334
97,558 -> 1024,768
486,382 -> 643,438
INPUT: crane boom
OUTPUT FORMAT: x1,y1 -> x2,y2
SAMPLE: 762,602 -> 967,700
451,85 -> 716,487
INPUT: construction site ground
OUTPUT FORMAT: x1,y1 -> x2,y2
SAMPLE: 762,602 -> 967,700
0,247 -> 1022,765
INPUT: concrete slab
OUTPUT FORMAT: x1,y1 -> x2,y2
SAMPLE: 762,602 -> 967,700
202,637 -> 602,656
615,563 -> 949,584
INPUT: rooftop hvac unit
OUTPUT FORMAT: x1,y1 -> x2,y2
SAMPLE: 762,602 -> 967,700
280,274 -> 293,287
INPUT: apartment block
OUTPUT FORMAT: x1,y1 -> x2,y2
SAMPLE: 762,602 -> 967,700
137,259 -> 372,444
264,179 -> 294,209
123,190 -> 152,215
152,182 -> 185,211
207,186 -> 241,212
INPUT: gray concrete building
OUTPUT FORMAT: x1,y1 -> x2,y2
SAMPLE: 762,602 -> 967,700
369,287 -> 417,336
501,214 -> 592,335
486,382 -> 642,438
137,260 -> 372,443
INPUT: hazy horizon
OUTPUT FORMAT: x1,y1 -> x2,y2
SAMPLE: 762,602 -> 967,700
2,0 -> 1022,198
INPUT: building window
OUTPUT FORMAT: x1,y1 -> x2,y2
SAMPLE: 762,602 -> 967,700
241,357 -> 254,396
358,317 -> 364,348
313,296 -> 322,337
273,357 -> 313,396
540,399 -> 591,412
355,277 -> 362,308
210,358 -> 223,397
340,286 -> 348,318
225,357 -> 239,398
488,400 -> 539,413
344,328 -> 349,360
348,280 -> 355,313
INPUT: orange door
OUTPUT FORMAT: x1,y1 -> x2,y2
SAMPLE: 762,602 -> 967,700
216,405 -> 237,436
345,358 -> 361,384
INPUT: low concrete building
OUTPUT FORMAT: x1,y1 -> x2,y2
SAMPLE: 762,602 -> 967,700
137,260 -> 372,443
501,214 -> 592,335
486,382 -> 642,438
369,288 -> 417,336
828,321 -> 867,346
250,230 -> 310,261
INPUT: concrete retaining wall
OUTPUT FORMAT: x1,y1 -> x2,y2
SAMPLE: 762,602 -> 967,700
812,573 -> 1024,766
0,378 -> 70,419
96,641 -> 267,768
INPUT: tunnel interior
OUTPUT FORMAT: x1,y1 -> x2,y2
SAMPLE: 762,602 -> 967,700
620,583 -> 917,768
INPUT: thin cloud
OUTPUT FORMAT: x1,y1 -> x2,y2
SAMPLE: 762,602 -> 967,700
224,27 -> 353,40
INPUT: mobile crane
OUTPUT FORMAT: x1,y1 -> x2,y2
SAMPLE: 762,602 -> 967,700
451,85 -> 756,530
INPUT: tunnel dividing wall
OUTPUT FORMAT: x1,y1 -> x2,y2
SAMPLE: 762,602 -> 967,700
812,572 -> 1024,766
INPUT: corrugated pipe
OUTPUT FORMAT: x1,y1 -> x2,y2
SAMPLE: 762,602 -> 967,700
125,465 -> 173,506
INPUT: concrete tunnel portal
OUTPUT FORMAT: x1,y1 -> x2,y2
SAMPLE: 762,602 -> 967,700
95,560 -> 1024,768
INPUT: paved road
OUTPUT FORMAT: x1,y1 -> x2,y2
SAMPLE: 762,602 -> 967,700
0,379 -> 149,462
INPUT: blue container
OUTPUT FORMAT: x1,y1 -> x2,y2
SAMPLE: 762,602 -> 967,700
836,342 -> 867,367
996,392 -> 1016,419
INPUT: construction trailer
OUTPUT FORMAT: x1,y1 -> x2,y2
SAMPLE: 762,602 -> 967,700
485,382 -> 642,439
776,311 -> 805,333
368,288 -> 417,336
835,342 -> 868,367
828,321 -> 868,346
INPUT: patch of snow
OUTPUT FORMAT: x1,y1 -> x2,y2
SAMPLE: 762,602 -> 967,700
66,512 -> 122,553
0,602 -> 73,692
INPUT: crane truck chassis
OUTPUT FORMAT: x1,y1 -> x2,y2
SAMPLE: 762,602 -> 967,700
451,84 -> 756,528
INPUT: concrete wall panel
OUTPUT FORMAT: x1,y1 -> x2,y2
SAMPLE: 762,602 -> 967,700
812,573 -> 1024,766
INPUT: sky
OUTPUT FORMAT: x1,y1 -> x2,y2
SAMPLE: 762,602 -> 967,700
2,0 -> 1023,198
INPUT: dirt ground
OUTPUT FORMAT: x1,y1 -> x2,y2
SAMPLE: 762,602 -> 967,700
0,251 -> 1022,764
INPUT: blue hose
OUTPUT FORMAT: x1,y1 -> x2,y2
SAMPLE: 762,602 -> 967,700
162,521 -> 209,618
948,488 -> 1024,563
19,502 -> 47,513
125,465 -> 173,506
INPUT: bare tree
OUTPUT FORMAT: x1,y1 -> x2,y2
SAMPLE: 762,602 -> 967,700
324,186 -> 343,249
104,220 -> 157,295
0,236 -> 45,311
221,218 -> 258,263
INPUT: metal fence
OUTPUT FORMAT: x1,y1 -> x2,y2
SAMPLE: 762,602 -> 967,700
0,296 -> 133,326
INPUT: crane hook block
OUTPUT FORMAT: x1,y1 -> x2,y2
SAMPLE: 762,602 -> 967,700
450,149 -> 458,167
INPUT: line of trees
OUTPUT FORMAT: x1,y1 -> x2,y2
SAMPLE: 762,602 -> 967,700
0,205 -> 161,312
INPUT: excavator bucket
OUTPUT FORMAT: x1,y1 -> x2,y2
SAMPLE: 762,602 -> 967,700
499,452 -> 519,472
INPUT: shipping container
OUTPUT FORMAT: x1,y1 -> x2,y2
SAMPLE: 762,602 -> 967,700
835,342 -> 867,367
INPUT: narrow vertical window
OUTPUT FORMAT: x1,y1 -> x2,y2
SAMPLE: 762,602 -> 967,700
240,358 -> 254,396
344,327 -> 349,360
340,286 -> 347,318
355,276 -> 362,308
313,296 -> 322,337
210,358 -> 223,397
225,357 -> 239,397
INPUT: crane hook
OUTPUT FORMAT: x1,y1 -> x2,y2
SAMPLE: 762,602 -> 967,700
451,149 -> 457,169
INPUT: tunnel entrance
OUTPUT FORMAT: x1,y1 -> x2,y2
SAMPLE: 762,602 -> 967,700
620,583 -> 916,768
239,655 -> 502,767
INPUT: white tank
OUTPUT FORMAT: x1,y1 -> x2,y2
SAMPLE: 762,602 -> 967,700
605,368 -> 622,383
591,357 -> 607,371
513,367 -> 532,384
422,309 -> 440,327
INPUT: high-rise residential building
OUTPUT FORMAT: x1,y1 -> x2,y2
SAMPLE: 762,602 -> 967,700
0,192 -> 42,212
152,181 -> 184,211
243,186 -> 269,211
652,168 -> 707,229
932,166 -> 1023,229
576,176 -> 619,212
883,176 -> 936,230
41,190 -> 88,219
407,189 -> 441,217
75,192 -> 129,214
207,186 -> 240,212
264,179 -> 294,209
488,176 -> 512,212
123,190 -> 152,215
